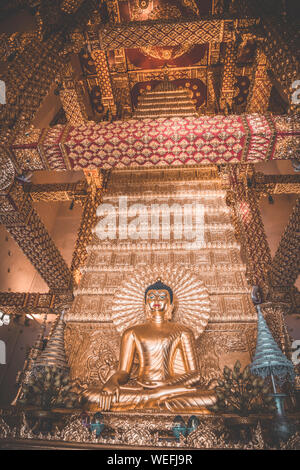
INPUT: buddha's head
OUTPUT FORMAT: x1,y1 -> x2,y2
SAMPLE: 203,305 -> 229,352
144,279 -> 173,321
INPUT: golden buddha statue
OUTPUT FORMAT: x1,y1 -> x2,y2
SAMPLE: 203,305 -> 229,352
84,280 -> 216,413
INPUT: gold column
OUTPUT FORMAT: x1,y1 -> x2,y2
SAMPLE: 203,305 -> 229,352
246,49 -> 272,114
0,2 -> 98,148
71,169 -> 108,285
206,68 -> 220,114
106,0 -> 121,23
260,17 -> 298,109
226,165 -> 272,293
240,0 -> 299,109
0,32 -> 65,147
91,50 -> 116,114
0,180 -> 73,292
59,62 -> 88,126
268,198 -> 300,290
219,40 -> 238,112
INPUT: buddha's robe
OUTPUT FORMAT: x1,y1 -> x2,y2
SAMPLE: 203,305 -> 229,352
85,322 -> 216,413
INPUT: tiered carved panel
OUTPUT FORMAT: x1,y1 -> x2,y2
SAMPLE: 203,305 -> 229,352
65,167 -> 256,385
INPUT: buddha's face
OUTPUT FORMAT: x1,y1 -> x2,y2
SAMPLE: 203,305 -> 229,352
146,289 -> 171,315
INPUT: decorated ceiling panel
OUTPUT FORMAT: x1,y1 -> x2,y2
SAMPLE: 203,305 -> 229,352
71,0 -> 279,118
118,0 -> 213,22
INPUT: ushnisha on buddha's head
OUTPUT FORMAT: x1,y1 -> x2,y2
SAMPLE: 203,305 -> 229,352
144,279 -> 174,321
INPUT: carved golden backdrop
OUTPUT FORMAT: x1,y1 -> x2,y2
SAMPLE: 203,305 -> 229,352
111,265 -> 210,336
65,166 -> 257,389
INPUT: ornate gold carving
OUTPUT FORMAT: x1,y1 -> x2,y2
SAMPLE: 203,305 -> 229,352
226,165 -> 272,292
60,63 -> 88,125
246,49 -> 271,114
0,292 -> 73,316
60,0 -> 84,14
134,84 -> 198,119
0,181 -> 73,291
64,323 -> 120,385
220,41 -> 238,111
25,181 -> 88,203
98,19 -> 236,50
253,174 -> 300,196
111,265 -> 210,336
260,17 -> 298,108
0,32 -> 65,148
268,198 -> 300,289
1,410 -> 300,448
91,50 -> 115,112
0,153 -> 15,191
70,171 -> 106,284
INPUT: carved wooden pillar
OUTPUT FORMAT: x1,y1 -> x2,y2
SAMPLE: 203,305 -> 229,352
240,0 -> 299,108
90,50 -> 116,114
0,179 -> 73,292
246,49 -> 272,113
260,17 -> 298,108
226,166 -> 272,294
0,32 -> 65,148
0,1 -> 98,147
268,198 -> 300,290
220,40 -> 238,112
59,62 -> 88,126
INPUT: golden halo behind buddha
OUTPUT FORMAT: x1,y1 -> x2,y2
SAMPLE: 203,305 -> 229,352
111,265 -> 210,338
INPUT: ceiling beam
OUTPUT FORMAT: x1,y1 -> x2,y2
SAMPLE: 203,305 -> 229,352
9,114 -> 300,171
80,17 -> 259,51
0,291 -> 73,315
23,181 -> 88,202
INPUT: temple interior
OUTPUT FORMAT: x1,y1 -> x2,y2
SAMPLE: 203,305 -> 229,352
0,0 -> 299,450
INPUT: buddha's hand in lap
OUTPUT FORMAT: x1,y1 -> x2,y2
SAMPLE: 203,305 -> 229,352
144,384 -> 197,403
99,383 -> 120,411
